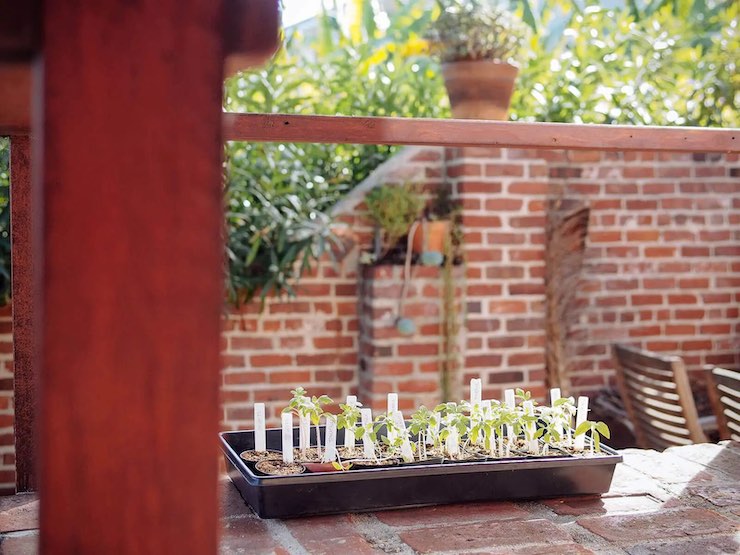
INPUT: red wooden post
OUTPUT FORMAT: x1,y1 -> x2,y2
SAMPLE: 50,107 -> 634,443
39,1 -> 225,552
10,135 -> 35,493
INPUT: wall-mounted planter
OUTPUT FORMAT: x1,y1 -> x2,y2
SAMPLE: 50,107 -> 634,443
221,427 -> 622,519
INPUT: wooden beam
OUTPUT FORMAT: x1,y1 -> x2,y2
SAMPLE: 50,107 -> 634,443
39,0 -> 224,552
223,0 -> 281,77
0,0 -> 41,60
0,65 -> 31,135
223,113 -> 739,153
10,135 -> 36,493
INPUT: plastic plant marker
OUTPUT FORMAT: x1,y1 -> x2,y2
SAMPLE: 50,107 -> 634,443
281,412 -> 294,463
323,416 -> 338,463
344,395 -> 357,448
299,414 -> 310,453
360,408 -> 374,459
550,388 -> 562,437
392,411 -> 414,462
504,389 -> 515,441
445,427 -> 460,457
255,403 -> 266,452
387,393 -> 399,443
470,378 -> 482,409
574,396 -> 589,451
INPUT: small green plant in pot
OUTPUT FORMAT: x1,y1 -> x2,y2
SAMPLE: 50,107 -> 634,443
365,183 -> 425,261
426,0 -> 525,120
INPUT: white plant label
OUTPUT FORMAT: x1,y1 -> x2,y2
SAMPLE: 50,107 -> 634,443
392,411 -> 414,462
470,378 -> 482,408
387,394 -> 399,443
446,426 -> 460,456
574,396 -> 589,451
254,403 -> 266,452
323,416 -> 338,463
550,388 -> 561,404
344,395 -> 357,448
504,389 -> 516,440
281,412 -> 294,463
299,414 -> 310,453
360,408 -> 374,459
550,388 -> 563,438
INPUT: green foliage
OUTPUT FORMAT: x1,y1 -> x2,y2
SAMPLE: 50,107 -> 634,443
365,183 -> 424,251
511,0 -> 738,127
427,0 -> 527,62
575,419 -> 611,453
224,3 -> 449,305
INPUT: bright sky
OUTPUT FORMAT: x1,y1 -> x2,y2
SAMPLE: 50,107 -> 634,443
282,0 -> 323,27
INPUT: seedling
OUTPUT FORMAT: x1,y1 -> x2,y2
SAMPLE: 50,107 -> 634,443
283,387 -> 332,458
337,398 -> 362,454
435,402 -> 469,458
575,420 -> 611,456
408,405 -> 437,460
374,411 -> 409,460
272,384 -> 611,468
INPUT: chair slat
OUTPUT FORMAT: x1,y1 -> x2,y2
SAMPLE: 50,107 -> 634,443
627,390 -> 684,414
613,344 -> 707,450
621,362 -> 677,381
623,368 -> 679,394
633,411 -> 691,437
710,367 -> 740,441
641,406 -> 689,426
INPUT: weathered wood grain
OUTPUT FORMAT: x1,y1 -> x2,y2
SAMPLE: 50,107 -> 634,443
223,113 -> 739,153
10,136 -> 35,493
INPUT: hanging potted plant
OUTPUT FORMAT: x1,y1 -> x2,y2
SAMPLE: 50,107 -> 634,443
363,183 -> 425,335
426,0 -> 525,120
411,186 -> 459,265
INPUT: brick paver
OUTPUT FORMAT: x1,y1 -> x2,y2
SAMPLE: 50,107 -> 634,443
1,442 -> 739,554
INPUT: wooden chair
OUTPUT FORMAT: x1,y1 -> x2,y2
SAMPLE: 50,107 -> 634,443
612,344 -> 707,450
708,367 -> 740,441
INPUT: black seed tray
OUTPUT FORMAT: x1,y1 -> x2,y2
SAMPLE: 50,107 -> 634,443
220,427 -> 622,519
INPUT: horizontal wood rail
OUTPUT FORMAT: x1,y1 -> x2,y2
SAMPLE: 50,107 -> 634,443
223,113 -> 739,153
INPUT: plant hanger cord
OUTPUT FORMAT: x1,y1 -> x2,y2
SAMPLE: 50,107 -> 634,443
397,220 -> 420,319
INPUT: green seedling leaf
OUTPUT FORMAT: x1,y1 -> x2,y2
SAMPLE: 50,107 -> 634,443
595,422 -> 611,438
575,421 -> 591,436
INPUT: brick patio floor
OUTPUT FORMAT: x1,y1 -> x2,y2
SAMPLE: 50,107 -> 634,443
1,442 -> 738,554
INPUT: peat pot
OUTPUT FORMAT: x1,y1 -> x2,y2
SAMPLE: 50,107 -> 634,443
442,60 -> 518,120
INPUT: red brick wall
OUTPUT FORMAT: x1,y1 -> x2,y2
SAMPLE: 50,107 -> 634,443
358,264 -> 465,411
1,147 -> 738,493
218,145 -> 738,425
0,306 -> 15,494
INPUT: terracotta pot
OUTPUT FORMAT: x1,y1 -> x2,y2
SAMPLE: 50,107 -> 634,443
411,220 -> 451,254
442,60 -> 518,120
